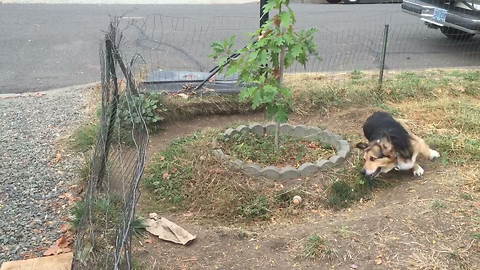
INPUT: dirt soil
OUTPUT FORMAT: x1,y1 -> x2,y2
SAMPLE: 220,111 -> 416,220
135,108 -> 479,270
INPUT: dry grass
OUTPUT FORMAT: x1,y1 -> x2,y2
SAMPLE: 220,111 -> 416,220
287,69 -> 480,116
162,95 -> 257,122
135,69 -> 480,270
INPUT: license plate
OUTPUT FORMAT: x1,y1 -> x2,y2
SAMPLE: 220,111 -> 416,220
433,8 -> 447,23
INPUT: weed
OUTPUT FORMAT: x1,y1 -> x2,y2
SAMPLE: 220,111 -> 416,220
303,234 -> 336,260
460,193 -> 474,201
335,225 -> 359,239
70,123 -> 99,152
431,200 -> 447,210
79,152 -> 93,183
473,233 -> 480,240
327,180 -> 356,209
117,92 -> 167,131
70,200 -> 86,229
350,70 -> 363,80
131,217 -> 147,237
239,195 -> 271,220
71,196 -> 145,235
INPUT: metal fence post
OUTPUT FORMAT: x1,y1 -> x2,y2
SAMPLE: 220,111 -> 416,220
260,0 -> 269,27
379,24 -> 390,89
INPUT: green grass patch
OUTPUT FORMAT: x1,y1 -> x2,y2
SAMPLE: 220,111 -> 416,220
327,180 -> 357,209
218,132 -> 335,168
324,154 -> 388,210
70,123 -> 99,152
144,134 -> 197,206
426,134 -> 480,165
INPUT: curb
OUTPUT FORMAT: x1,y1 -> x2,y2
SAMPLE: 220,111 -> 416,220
0,82 -> 98,99
213,123 -> 350,180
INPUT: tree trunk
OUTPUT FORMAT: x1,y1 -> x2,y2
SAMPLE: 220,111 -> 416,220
275,6 -> 286,152
279,48 -> 285,84
275,121 -> 280,151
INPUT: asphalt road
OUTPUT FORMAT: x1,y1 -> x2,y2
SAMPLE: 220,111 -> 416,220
1,3 -> 480,94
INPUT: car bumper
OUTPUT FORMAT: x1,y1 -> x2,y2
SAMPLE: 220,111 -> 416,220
401,0 -> 480,33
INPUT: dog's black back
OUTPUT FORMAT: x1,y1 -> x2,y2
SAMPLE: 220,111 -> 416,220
363,112 -> 412,159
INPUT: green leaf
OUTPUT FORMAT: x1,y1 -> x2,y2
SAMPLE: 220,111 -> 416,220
275,109 -> 289,123
263,0 -> 277,13
279,11 -> 293,29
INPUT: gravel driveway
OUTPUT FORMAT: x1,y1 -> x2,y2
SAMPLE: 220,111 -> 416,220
0,85 -> 89,263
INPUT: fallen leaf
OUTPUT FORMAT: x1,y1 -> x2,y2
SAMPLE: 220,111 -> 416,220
350,264 -> 359,269
52,152 -> 63,164
59,192 -> 80,204
57,236 -> 69,248
375,256 -> 383,265
59,223 -> 72,233
162,172 -> 170,180
144,239 -> 153,244
43,246 -> 61,256
159,156 -> 165,161
307,143 -> 319,149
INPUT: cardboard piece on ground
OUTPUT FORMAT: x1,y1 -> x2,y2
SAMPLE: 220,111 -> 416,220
0,252 -> 73,270
146,213 -> 196,245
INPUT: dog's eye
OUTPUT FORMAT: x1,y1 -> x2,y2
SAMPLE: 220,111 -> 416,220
369,157 -> 376,161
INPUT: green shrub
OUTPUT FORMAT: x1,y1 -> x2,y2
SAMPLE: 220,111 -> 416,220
117,92 -> 167,130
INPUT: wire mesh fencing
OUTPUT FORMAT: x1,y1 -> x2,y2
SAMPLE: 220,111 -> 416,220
115,3 -> 480,84
71,19 -> 149,270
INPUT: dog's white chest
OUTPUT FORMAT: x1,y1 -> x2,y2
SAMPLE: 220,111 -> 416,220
396,160 -> 415,170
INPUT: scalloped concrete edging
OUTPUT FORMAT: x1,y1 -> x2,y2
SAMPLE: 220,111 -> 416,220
212,123 -> 350,180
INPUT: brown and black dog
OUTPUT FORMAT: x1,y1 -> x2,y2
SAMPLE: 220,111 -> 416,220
356,112 -> 440,177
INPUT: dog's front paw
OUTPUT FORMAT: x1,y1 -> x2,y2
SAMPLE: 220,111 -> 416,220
413,166 -> 424,177
429,150 -> 440,160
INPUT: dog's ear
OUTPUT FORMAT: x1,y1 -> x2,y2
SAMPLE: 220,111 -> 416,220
355,142 -> 369,150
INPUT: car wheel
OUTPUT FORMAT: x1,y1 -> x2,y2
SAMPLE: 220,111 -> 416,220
326,0 -> 342,3
440,27 -> 475,40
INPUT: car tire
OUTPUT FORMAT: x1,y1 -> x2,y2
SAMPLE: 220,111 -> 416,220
440,27 -> 475,40
326,0 -> 342,3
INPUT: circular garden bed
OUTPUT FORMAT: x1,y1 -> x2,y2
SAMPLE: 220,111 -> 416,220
213,123 -> 350,180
